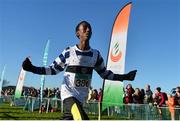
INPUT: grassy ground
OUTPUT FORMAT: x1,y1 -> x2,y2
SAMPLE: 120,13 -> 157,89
0,103 -> 62,120
0,103 -> 124,120
1,101 -> 177,120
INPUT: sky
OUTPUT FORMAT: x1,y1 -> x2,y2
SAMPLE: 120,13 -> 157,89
0,0 -> 180,93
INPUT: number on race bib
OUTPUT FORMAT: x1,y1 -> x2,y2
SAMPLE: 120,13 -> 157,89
75,79 -> 89,87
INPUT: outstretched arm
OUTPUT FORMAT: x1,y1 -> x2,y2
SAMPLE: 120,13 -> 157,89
113,70 -> 137,81
94,51 -> 137,81
22,57 -> 46,74
22,48 -> 68,75
22,57 -> 64,75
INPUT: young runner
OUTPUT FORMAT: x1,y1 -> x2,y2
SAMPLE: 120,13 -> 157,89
22,21 -> 137,120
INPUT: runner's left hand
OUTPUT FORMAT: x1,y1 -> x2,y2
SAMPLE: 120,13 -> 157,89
126,70 -> 137,81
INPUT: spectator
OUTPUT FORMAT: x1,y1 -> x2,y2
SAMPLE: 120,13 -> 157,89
174,86 -> 180,105
37,89 -> 40,98
92,89 -> 98,101
1,90 -> 4,95
44,88 -> 48,97
166,94 -> 175,120
133,88 -> 143,104
154,87 -> 168,107
174,86 -> 180,120
154,87 -> 168,119
97,88 -> 102,102
140,89 -> 145,103
123,84 -> 135,104
87,87 -> 93,102
56,88 -> 61,99
144,84 -> 153,104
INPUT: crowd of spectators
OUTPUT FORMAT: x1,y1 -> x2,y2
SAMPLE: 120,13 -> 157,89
86,84 -> 179,120
1,84 -> 180,119
87,87 -> 102,102
86,84 -> 180,111
122,84 -> 180,120
1,84 -> 180,107
122,84 -> 180,107
1,88 -> 14,96
1,87 -> 61,99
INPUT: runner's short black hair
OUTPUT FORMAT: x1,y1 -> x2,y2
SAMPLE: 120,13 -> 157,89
76,21 -> 92,33
75,21 -> 92,39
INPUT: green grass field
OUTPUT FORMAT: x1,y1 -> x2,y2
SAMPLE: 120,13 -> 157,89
1,102 -> 177,120
0,103 -> 62,120
0,103 -> 123,120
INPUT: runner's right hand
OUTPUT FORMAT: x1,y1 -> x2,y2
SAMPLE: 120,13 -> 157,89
22,57 -> 33,72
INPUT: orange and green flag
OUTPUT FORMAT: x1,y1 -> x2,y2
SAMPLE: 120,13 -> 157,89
101,2 -> 132,111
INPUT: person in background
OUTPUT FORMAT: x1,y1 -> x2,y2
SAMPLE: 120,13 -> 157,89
91,89 -> 98,101
154,87 -> 168,107
153,87 -> 168,119
133,88 -> 143,104
144,84 -> 153,104
123,84 -> 135,104
174,86 -> 180,120
166,94 -> 175,120
87,87 -> 93,102
140,89 -> 145,103
97,88 -> 102,102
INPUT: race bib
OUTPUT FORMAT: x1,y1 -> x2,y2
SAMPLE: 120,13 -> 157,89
74,73 -> 91,88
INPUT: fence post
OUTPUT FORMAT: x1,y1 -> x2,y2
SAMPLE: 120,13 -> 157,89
31,97 -> 34,112
98,102 -> 101,120
61,99 -> 63,113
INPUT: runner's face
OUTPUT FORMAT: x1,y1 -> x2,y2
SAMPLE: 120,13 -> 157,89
77,24 -> 92,41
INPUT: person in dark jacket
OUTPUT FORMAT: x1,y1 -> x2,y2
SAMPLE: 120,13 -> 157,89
124,84 -> 135,104
174,86 -> 180,120
144,84 -> 153,104
133,88 -> 143,104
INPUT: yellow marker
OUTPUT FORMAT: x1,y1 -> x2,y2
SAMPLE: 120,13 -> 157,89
71,103 -> 82,121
